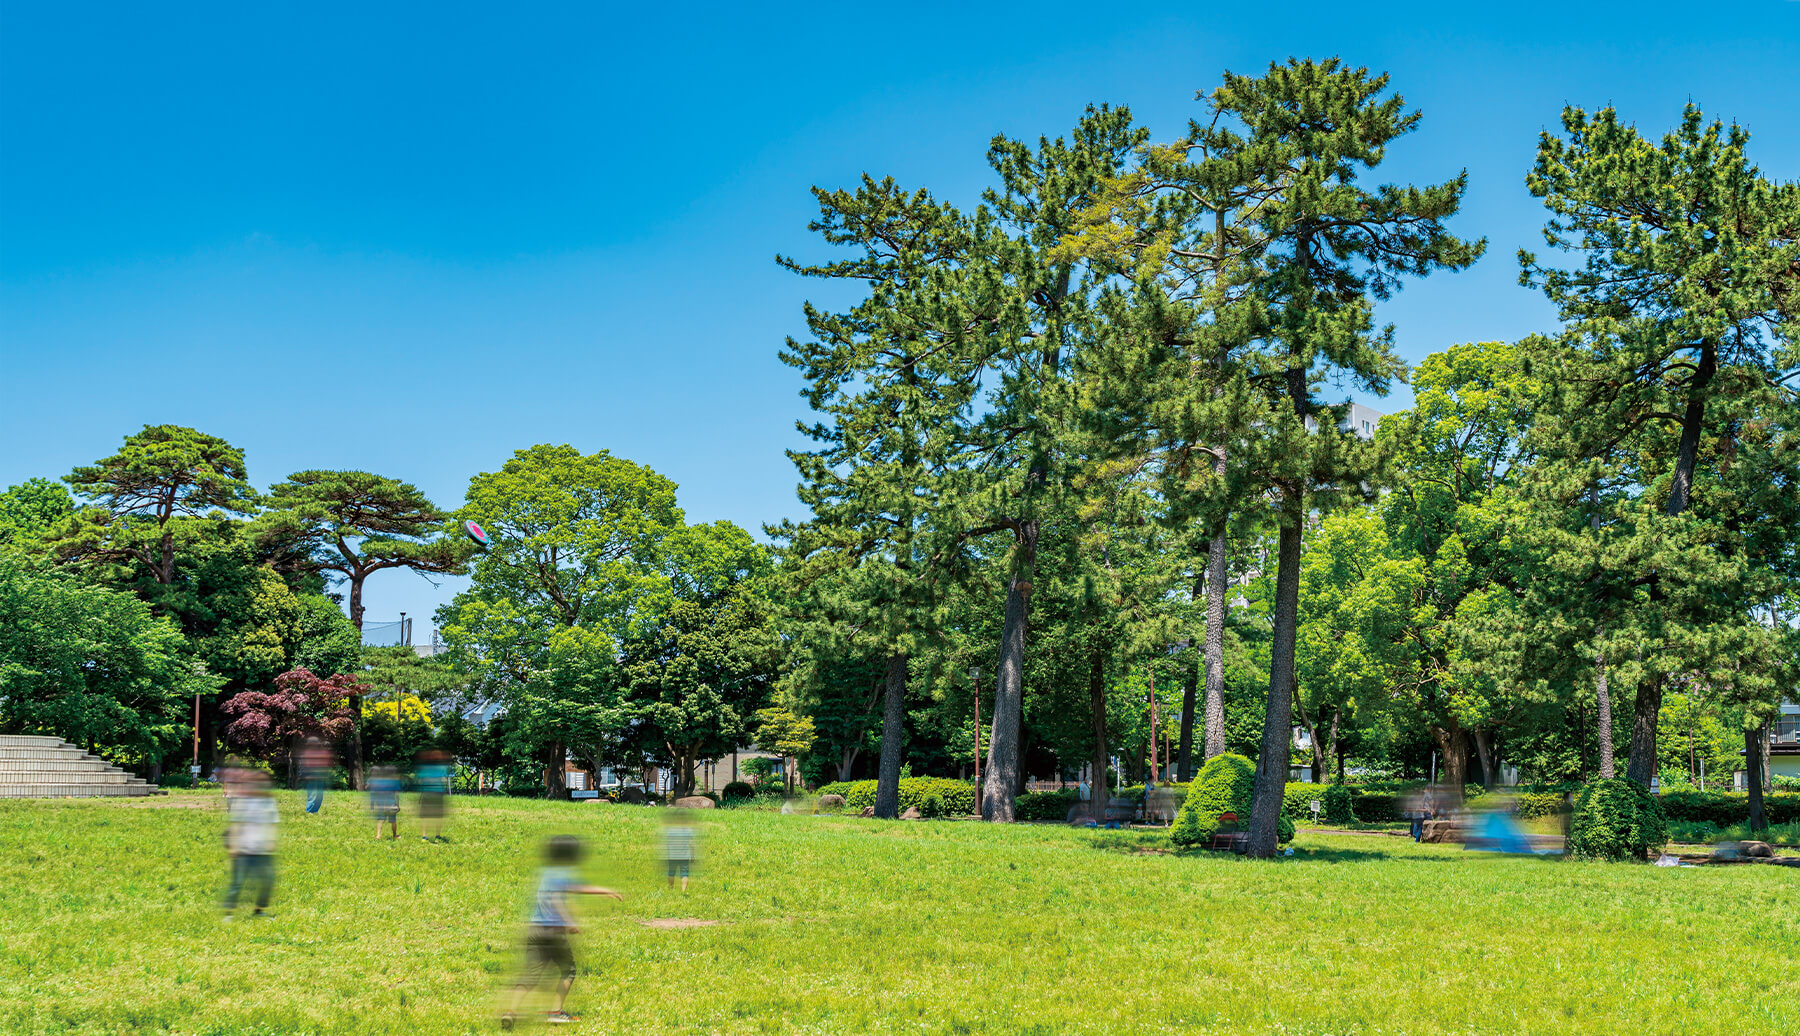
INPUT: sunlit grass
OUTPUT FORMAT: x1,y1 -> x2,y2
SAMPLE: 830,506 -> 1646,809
2,792 -> 1796,1034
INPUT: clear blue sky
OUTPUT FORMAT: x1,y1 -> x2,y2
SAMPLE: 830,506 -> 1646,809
5,2 -> 1798,635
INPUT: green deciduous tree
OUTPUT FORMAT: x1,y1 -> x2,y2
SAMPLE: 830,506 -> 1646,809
0,559 -> 213,769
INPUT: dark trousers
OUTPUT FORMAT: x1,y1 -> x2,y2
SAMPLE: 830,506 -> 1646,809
224,853 -> 275,911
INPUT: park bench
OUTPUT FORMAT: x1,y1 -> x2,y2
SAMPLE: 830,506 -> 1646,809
1211,811 -> 1248,853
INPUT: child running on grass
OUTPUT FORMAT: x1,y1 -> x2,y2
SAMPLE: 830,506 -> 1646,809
221,769 -> 278,920
501,835 -> 623,1029
369,765 -> 401,840
661,808 -> 697,892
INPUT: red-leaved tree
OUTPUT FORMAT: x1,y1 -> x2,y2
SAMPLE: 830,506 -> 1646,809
222,669 -> 361,783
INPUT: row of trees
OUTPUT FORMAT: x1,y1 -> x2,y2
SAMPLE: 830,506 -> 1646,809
3,60 -> 1795,854
773,59 -> 1800,853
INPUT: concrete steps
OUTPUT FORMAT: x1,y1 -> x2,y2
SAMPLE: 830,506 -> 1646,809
0,735 -> 164,798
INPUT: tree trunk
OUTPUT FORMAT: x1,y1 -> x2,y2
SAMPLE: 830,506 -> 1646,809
345,576 -> 367,791
1760,723 -> 1772,796
982,520 -> 1038,823
544,740 -> 567,799
837,747 -> 858,783
1202,512 -> 1229,761
1429,723 -> 1469,806
1088,644 -> 1108,823
1472,727 -> 1495,789
1624,674 -> 1662,788
1246,509 -> 1303,858
1746,726 -> 1767,831
1594,635 -> 1615,779
1176,651 -> 1199,782
874,652 -> 907,820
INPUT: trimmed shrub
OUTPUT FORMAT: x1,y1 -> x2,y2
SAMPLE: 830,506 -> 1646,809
1658,790 -> 1800,827
1350,792 -> 1404,823
920,794 -> 945,819
813,777 -> 975,816
1283,783 -> 1352,824
1016,789 -> 1082,822
720,781 -> 754,801
1323,783 -> 1354,824
1568,778 -> 1668,862
1514,792 -> 1567,820
1172,754 -> 1255,848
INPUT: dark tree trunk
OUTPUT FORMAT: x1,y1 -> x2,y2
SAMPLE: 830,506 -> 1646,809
874,653 -> 907,819
982,520 -> 1038,823
1430,722 -> 1469,806
1088,644 -> 1108,823
1177,652 -> 1199,782
1247,509 -> 1303,858
544,741 -> 567,799
1760,723 -> 1772,796
1594,635 -> 1615,779
1202,510 -> 1229,761
1624,675 -> 1662,788
1472,727 -> 1495,788
345,576 -> 367,790
1745,726 -> 1767,831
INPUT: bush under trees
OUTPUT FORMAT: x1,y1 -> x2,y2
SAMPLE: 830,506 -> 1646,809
814,778 -> 974,816
1172,755 -> 1293,848
1567,779 -> 1668,862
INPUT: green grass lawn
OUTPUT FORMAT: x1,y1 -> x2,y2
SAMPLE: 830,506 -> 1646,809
2,793 -> 1796,1035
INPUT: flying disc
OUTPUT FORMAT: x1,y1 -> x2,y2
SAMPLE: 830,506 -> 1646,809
463,519 -> 490,548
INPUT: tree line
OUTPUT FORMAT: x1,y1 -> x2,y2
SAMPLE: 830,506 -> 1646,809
3,60 -> 1796,857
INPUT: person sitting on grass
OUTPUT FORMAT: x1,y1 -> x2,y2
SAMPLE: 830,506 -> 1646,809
501,835 -> 623,1029
222,769 -> 278,920
369,765 -> 401,840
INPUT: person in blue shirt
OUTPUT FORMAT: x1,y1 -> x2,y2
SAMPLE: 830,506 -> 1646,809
415,749 -> 452,843
368,765 -> 401,841
501,835 -> 623,1029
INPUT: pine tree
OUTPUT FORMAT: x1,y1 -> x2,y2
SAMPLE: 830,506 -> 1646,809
1521,103 -> 1800,785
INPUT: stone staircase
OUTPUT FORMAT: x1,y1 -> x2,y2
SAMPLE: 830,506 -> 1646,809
0,735 -> 165,798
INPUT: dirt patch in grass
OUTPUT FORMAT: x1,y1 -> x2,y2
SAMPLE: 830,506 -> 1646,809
638,918 -> 721,929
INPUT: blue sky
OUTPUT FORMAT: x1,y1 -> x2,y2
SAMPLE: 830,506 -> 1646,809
5,1 -> 1799,635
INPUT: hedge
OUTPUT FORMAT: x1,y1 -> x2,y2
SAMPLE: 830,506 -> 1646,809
1513,792 -> 1567,820
720,781 -> 754,801
1657,790 -> 1800,827
1016,789 -> 1082,822
814,777 -> 975,816
1351,793 -> 1405,823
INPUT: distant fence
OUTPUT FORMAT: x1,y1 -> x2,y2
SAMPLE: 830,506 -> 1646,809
361,618 -> 412,647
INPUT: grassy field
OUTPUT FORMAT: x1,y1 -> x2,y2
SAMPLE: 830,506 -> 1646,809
2,793 -> 1797,1035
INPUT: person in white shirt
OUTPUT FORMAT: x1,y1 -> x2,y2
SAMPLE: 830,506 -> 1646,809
222,769 -> 278,919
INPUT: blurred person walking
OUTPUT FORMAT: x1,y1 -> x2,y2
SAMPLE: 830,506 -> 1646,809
662,809 -> 697,892
500,835 -> 623,1029
222,770 -> 278,920
369,765 -> 402,840
416,749 -> 452,843
300,737 -> 333,814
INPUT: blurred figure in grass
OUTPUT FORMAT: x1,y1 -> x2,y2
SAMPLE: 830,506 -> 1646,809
222,769 -> 278,920
369,765 -> 401,840
662,808 -> 697,892
501,835 -> 623,1029
300,737 -> 333,814
415,749 -> 452,843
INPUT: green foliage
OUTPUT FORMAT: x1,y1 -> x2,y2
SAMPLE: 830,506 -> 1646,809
1171,754 -> 1261,847
0,560 -> 212,765
814,778 -> 975,816
1351,793 -> 1405,823
1015,789 -> 1082,822
1657,791 -> 1800,827
720,781 -> 754,801
1568,779 -> 1669,862
1513,792 -> 1567,821
0,478 -> 74,555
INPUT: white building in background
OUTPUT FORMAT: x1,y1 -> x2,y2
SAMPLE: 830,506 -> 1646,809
1303,401 -> 1384,441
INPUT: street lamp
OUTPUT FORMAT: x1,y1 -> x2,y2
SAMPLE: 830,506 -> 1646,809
970,666 -> 982,812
